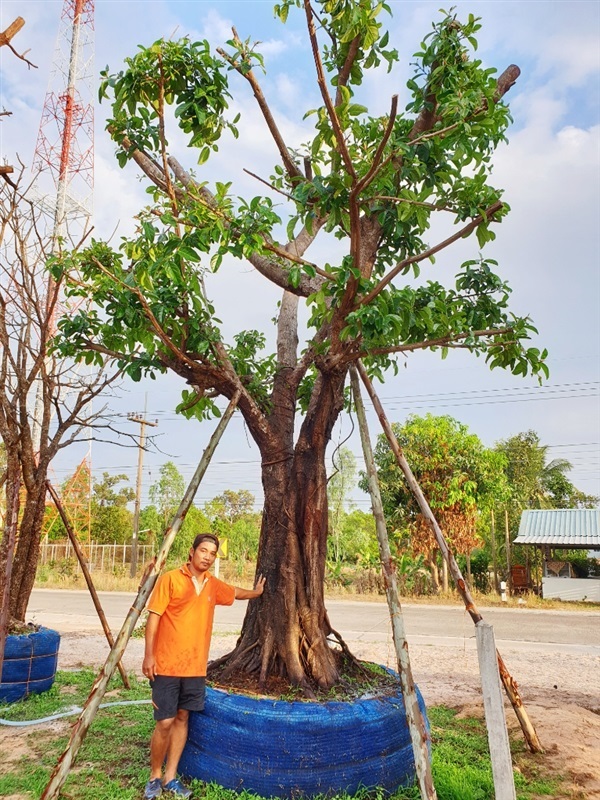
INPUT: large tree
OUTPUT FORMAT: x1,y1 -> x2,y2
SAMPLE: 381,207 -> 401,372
53,2 -> 547,692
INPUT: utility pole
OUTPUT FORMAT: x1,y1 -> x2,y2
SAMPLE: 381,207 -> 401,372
128,413 -> 158,578
491,508 -> 498,594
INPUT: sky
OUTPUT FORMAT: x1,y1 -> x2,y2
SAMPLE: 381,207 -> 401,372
0,0 -> 599,511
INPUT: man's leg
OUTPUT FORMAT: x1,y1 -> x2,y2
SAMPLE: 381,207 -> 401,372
149,717 -> 175,780
163,708 -> 189,785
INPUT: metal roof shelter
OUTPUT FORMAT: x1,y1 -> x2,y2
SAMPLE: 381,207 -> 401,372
515,508 -> 600,549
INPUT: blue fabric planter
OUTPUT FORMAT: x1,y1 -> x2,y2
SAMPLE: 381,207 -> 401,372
0,627 -> 60,704
180,673 -> 429,798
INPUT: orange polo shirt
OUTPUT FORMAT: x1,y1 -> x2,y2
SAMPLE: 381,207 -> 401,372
147,564 -> 235,677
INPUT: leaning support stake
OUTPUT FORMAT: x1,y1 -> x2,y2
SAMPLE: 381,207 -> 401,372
46,480 -> 131,690
356,360 -> 543,755
350,366 -> 437,800
40,391 -> 241,800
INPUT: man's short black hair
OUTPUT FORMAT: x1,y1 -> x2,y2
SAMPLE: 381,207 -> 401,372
191,533 -> 220,552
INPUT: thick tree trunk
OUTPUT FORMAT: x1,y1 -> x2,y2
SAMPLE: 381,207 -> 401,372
211,368 -> 348,693
0,476 -> 48,621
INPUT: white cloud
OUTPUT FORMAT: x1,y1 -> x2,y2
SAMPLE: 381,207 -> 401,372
538,32 -> 600,85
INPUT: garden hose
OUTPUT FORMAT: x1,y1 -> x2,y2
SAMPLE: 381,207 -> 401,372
0,698 -> 152,726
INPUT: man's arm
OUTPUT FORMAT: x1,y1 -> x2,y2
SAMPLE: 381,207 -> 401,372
234,574 -> 266,600
142,611 -> 161,680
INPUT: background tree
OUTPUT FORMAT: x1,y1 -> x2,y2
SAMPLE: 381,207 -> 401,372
495,429 -> 597,543
204,489 -> 255,522
327,446 -> 357,564
204,489 -> 261,569
148,461 -> 186,530
341,509 -> 378,566
0,168 -> 122,622
53,2 -> 547,692
93,472 -> 135,508
90,473 -> 135,544
363,414 -> 508,592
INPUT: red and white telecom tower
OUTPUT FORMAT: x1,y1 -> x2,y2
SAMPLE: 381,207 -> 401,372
30,0 -> 94,456
33,0 -> 94,247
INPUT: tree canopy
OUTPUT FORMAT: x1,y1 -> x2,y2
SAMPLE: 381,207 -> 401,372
52,2 -> 546,411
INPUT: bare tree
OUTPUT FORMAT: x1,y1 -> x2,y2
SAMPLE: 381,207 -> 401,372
0,166 -> 122,622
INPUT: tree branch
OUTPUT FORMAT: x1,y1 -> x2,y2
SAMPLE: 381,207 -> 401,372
303,0 -> 356,179
359,200 -> 503,306
353,95 -> 398,196
335,35 -> 362,106
0,17 -> 37,69
346,326 -> 513,362
217,29 -> 303,183
168,156 -> 327,297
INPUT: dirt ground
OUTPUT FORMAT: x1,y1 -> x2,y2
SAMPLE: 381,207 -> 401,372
2,630 -> 599,799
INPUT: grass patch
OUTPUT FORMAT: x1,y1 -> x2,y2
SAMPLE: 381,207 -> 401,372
0,674 -> 567,800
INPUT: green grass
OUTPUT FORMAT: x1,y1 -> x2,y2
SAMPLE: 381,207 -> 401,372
0,673 -> 566,800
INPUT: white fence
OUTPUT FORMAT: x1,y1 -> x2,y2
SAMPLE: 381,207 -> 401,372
542,576 -> 600,602
39,541 -> 154,573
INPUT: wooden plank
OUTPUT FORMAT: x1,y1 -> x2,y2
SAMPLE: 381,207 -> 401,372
476,622 -> 517,800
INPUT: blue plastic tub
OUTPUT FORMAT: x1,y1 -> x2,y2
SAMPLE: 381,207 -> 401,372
0,627 -> 60,704
180,671 -> 429,797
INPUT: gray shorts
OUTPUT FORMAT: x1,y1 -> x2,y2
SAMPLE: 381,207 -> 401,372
150,675 -> 206,721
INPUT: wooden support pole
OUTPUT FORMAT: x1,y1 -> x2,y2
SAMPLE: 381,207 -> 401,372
476,622 -> 517,800
350,366 -> 437,800
355,360 -> 543,754
45,480 -> 131,690
40,391 -> 241,800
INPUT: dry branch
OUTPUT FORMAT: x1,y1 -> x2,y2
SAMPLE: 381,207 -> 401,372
0,17 -> 37,68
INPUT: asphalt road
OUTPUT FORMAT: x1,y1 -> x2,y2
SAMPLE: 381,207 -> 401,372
27,589 -> 600,656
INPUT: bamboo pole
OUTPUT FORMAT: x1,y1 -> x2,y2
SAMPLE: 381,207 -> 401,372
350,367 -> 437,800
355,360 -> 543,754
45,480 -> 131,689
40,391 -> 241,800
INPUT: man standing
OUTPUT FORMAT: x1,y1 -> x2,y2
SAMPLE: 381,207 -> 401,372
142,533 -> 265,798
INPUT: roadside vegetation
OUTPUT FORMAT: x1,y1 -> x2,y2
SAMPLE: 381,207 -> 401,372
32,563 -> 599,613
0,670 -> 566,800
35,420 -> 598,609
